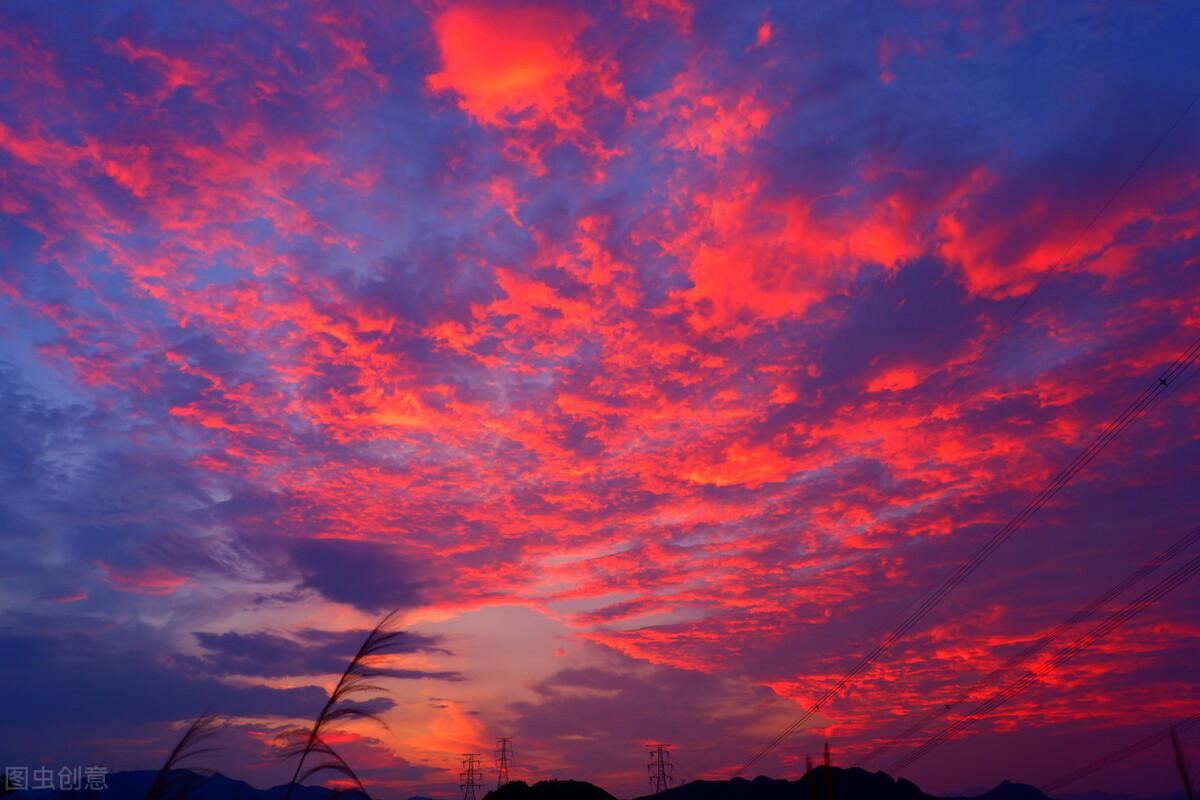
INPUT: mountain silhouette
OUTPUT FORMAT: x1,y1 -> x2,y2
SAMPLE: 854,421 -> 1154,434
630,769 -> 930,800
11,766 -> 1054,800
485,779 -> 619,800
630,767 -> 1050,800
12,769 -> 378,799
485,767 -> 1050,800
945,780 -> 1055,800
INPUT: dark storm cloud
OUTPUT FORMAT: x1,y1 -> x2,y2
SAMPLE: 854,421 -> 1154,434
290,538 -> 423,613
192,627 -> 461,680
0,632 -> 327,725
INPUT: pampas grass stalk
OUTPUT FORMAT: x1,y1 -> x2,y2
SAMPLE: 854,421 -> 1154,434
283,608 -> 406,800
146,713 -> 222,800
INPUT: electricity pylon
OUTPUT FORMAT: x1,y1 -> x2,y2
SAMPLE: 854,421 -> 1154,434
496,737 -> 514,788
460,754 -> 482,800
648,744 -> 674,793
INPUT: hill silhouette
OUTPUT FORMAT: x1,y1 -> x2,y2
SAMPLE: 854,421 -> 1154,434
945,779 -> 1055,800
485,779 -> 619,800
12,766 -> 1053,800
12,769 -> 372,799
629,767 -> 1052,800
485,767 -> 1050,800
631,768 -> 933,800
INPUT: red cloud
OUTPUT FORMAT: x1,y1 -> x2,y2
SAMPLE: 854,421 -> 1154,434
97,562 -> 189,595
936,166 -> 1200,298
112,37 -> 208,101
867,366 -> 926,394
4,5 -> 1200,792
426,3 -> 622,171
427,4 -> 591,128
621,0 -> 694,32
661,178 -> 925,332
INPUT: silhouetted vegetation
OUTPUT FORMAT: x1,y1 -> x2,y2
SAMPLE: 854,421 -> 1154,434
628,768 -> 1051,800
146,713 -> 222,800
282,609 -> 408,800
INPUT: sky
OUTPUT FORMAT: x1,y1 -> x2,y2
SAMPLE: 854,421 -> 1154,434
1,1 -> 1199,798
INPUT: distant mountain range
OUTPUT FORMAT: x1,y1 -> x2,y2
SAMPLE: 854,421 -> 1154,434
10,765 -> 1186,800
8,769 -> 419,800
483,767 -> 1048,800
628,769 -> 938,800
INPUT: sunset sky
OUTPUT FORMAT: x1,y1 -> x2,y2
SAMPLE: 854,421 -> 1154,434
1,1 -> 1199,798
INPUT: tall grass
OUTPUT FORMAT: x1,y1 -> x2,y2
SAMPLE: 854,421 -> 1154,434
1171,730 -> 1195,800
282,609 -> 406,800
146,713 -> 222,800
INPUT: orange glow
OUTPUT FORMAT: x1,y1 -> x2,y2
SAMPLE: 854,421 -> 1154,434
427,5 -> 592,129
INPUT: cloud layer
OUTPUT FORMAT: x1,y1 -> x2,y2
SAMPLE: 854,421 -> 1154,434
1,1 -> 1199,798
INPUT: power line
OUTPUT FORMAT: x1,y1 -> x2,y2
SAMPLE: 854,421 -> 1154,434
1000,86 -> 1200,326
736,333 -> 1200,775
855,524 -> 1200,768
1043,715 -> 1200,793
734,84 -> 1200,776
887,547 -> 1200,774
666,748 -> 696,787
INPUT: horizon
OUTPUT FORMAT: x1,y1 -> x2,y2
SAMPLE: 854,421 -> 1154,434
15,763 -> 1195,800
1,1 -> 1199,799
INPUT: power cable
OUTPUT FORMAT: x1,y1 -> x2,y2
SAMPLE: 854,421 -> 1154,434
887,548 -> 1200,773
733,85 -> 1200,775
855,523 -> 1200,766
737,334 -> 1200,775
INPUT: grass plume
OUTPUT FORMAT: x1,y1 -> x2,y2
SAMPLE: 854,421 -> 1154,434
146,713 -> 222,800
283,608 -> 407,800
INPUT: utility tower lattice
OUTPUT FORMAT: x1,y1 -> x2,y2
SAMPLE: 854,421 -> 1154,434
496,738 -> 514,788
648,744 -> 674,794
460,754 -> 482,800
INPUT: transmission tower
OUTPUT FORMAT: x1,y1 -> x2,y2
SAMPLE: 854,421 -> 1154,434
648,744 -> 674,793
496,738 -> 514,788
824,738 -> 831,767
460,754 -> 482,800
806,754 -> 813,774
